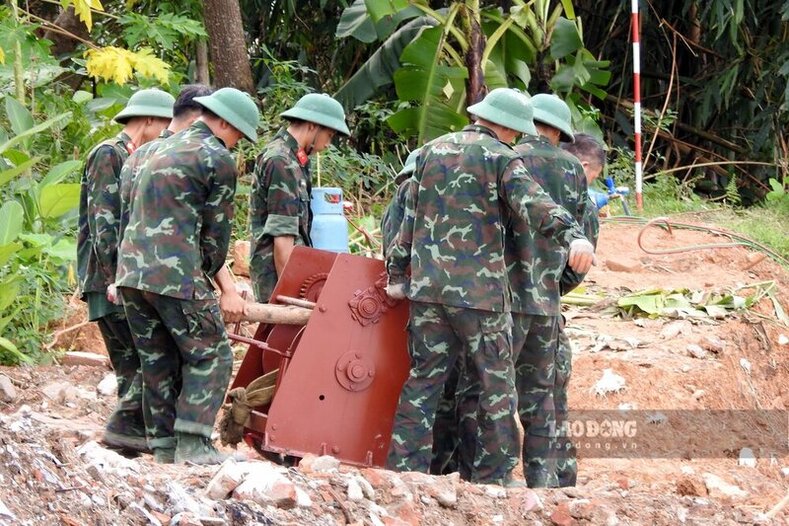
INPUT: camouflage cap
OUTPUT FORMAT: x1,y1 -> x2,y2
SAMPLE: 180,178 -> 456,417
531,93 -> 574,143
114,88 -> 175,124
397,149 -> 420,177
194,87 -> 260,142
467,88 -> 537,135
280,93 -> 351,136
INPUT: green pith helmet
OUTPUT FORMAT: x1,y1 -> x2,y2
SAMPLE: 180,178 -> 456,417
531,93 -> 574,143
114,88 -> 175,124
194,87 -> 260,142
280,93 -> 351,136
397,149 -> 420,177
467,88 -> 537,135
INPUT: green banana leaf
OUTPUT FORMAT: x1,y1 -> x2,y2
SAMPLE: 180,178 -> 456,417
387,25 -> 468,143
335,17 -> 435,111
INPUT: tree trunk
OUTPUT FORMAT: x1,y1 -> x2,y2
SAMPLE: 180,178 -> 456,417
43,6 -> 89,58
195,40 -> 210,85
202,0 -> 255,93
462,0 -> 486,107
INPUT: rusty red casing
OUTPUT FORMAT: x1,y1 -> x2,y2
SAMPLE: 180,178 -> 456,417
229,246 -> 410,467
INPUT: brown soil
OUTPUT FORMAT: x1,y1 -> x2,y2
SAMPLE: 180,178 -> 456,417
0,221 -> 787,525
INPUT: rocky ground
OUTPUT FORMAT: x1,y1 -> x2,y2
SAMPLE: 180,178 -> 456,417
0,219 -> 787,526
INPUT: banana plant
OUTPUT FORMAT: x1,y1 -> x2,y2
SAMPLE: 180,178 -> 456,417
334,0 -> 610,143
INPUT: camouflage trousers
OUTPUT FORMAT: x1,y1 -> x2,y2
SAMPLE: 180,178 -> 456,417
555,320 -> 577,486
513,313 -> 559,488
96,313 -> 146,445
429,360 -> 460,475
387,301 -> 519,484
119,288 -> 233,450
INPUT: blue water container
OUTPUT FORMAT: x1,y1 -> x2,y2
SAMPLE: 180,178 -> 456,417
310,187 -> 349,253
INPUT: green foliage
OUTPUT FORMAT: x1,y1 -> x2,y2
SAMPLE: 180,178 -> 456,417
724,174 -> 741,207
336,0 -> 611,143
120,13 -> 206,49
0,98 -> 79,364
765,177 -> 789,213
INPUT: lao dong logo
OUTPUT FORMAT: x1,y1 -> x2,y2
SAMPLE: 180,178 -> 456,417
559,419 -> 638,438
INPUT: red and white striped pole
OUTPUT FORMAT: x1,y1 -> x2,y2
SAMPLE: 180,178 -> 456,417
631,0 -> 643,210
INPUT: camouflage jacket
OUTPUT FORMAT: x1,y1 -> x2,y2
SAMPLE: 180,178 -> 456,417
117,128 -> 174,269
248,129 -> 312,301
560,194 -> 600,295
116,121 -> 237,299
509,136 -> 588,315
387,125 -> 587,313
77,131 -> 134,298
380,177 -> 412,259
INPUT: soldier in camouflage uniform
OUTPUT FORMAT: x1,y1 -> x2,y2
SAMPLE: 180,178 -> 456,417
554,133 -> 606,486
507,94 -> 589,487
116,85 -> 246,319
116,88 -> 260,464
249,94 -> 350,301
380,149 -> 418,258
385,88 -> 595,485
380,150 -> 460,475
77,88 -> 174,453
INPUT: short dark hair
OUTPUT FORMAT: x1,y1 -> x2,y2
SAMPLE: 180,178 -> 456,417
562,133 -> 606,167
174,84 -> 213,119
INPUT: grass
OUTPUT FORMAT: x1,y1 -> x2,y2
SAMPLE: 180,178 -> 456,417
602,175 -> 789,261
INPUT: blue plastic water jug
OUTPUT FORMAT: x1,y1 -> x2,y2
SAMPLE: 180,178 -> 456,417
310,187 -> 349,253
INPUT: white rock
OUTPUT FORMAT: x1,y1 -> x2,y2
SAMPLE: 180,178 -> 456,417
347,477 -> 364,501
356,475 -> 375,500
702,473 -> 748,498
128,502 -> 162,526
680,466 -> 695,475
206,458 -> 248,500
592,368 -> 626,397
41,381 -> 78,403
96,373 -> 118,397
77,440 -> 139,477
369,511 -> 386,526
780,467 -> 789,479
233,462 -> 292,507
483,485 -> 507,499
0,374 -> 16,403
686,344 -> 707,359
738,448 -> 757,468
739,358 -> 751,375
778,334 -> 788,345
0,497 -> 16,520
660,320 -> 691,340
680,365 -> 691,373
309,455 -> 340,472
691,390 -> 705,400
294,486 -> 312,508
166,481 -> 212,517
618,402 -> 637,411
646,412 -> 668,425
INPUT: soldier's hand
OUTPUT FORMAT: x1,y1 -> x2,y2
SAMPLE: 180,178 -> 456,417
106,284 -> 120,305
568,239 -> 596,274
221,289 -> 246,324
385,282 -> 407,300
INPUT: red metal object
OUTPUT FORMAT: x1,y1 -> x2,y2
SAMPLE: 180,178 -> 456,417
229,246 -> 410,467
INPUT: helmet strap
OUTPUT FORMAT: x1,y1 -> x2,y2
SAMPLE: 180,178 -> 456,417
305,125 -> 320,156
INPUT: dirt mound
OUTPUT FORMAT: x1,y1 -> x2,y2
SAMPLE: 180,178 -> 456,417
1,220 -> 787,525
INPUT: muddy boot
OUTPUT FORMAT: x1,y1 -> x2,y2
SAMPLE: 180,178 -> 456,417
153,448 -> 175,464
174,432 -> 228,465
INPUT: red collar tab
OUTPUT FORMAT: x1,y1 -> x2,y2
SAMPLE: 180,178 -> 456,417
296,148 -> 309,167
